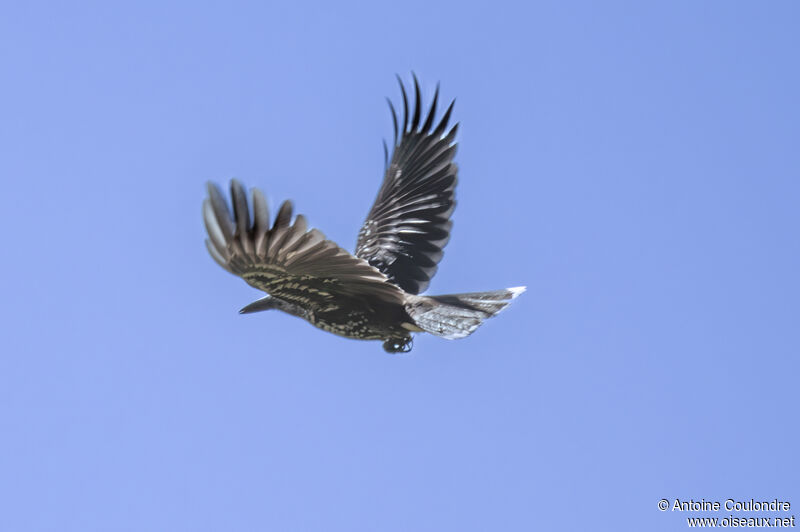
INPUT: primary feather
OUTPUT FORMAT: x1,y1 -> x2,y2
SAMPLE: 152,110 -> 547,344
355,74 -> 458,295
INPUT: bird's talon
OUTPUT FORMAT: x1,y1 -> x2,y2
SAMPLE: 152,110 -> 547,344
383,337 -> 413,354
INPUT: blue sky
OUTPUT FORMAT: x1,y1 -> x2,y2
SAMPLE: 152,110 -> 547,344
1,1 -> 798,530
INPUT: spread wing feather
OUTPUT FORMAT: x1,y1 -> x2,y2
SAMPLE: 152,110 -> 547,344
356,74 -> 458,295
203,180 -> 406,311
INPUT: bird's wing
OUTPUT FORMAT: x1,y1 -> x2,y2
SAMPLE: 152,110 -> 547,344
204,180 -> 406,311
355,74 -> 458,295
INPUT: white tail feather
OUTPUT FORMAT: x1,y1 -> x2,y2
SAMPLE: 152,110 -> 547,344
405,287 -> 525,340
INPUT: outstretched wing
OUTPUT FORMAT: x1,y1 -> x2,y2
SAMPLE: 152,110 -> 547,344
204,180 -> 406,312
355,74 -> 458,295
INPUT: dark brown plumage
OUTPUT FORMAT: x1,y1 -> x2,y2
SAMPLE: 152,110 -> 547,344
356,75 -> 458,295
203,75 -> 524,353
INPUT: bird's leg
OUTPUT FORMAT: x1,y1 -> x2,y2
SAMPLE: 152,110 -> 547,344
383,336 -> 413,354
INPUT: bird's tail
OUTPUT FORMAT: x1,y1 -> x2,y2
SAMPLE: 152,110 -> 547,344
404,287 -> 525,340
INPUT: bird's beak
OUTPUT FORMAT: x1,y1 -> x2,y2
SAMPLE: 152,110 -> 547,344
238,296 -> 276,314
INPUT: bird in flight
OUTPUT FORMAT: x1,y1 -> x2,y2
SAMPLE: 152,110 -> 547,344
202,75 -> 524,353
